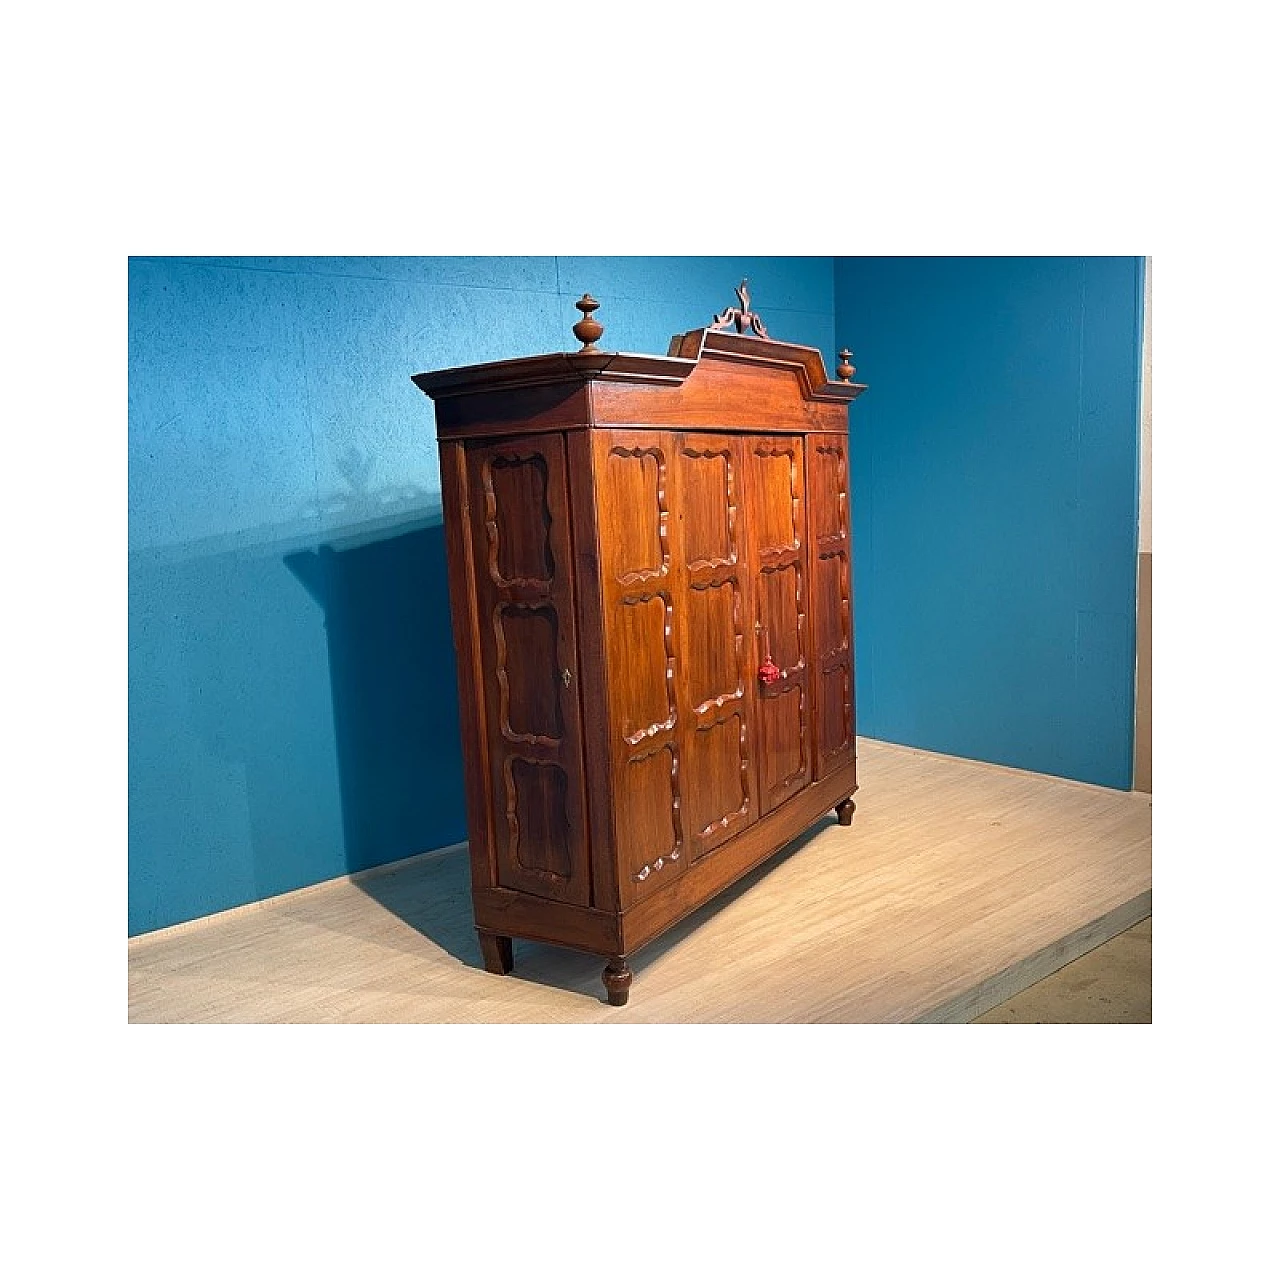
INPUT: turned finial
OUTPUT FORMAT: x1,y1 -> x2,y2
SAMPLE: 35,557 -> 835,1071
573,294 -> 604,353
836,348 -> 856,382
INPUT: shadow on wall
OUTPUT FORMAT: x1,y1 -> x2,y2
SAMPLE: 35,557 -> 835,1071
285,520 -> 465,878
128,510 -> 469,935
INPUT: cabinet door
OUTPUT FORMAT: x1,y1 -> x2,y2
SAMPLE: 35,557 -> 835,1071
592,430 -> 684,908
466,434 -> 591,907
745,435 -> 811,814
806,435 -> 856,779
671,433 -> 758,860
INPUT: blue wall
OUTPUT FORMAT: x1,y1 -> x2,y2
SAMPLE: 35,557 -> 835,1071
129,255 -> 1145,936
836,256 -> 1144,789
128,256 -> 836,935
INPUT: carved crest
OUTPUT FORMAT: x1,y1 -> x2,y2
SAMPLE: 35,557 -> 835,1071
709,278 -> 770,338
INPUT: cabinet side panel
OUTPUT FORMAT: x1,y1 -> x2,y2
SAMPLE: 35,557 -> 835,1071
566,430 -> 620,913
440,439 -> 499,893
592,430 -> 687,908
806,435 -> 856,781
467,434 -> 592,907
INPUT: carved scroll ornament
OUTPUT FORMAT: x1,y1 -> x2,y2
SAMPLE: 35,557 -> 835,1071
709,278 -> 770,338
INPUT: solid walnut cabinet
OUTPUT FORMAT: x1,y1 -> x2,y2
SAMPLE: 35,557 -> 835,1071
413,289 -> 866,1004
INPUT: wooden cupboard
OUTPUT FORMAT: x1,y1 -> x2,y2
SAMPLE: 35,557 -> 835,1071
412,287 -> 866,1004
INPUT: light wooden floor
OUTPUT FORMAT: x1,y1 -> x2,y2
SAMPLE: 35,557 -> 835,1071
127,739 -> 1152,1023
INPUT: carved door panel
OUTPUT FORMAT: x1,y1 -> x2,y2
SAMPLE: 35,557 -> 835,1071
466,434 -> 591,907
806,436 -> 856,780
670,433 -> 758,861
592,430 -> 684,909
745,435 -> 811,814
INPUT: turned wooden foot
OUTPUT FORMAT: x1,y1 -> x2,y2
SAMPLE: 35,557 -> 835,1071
602,958 -> 633,1006
478,930 -> 514,975
834,796 -> 856,826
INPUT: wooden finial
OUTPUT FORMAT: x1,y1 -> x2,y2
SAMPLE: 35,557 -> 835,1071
836,348 -> 855,382
573,294 -> 604,353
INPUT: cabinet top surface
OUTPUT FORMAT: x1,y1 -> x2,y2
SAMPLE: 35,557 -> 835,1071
412,327 -> 867,407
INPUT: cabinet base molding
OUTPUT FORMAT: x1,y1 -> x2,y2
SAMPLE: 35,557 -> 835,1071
618,760 -> 859,957
471,759 -> 860,1002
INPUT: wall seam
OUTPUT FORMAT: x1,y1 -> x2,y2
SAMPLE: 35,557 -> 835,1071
1071,258 -> 1086,721
292,269 -> 324,542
